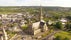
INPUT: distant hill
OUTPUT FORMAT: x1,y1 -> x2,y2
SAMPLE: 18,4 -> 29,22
0,6 -> 71,11
0,6 -> 71,16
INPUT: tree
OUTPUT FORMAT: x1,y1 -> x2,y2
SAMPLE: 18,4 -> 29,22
66,16 -> 71,20
54,36 -> 61,40
63,37 -> 70,40
65,22 -> 71,31
55,21 -> 63,30
22,25 -> 28,30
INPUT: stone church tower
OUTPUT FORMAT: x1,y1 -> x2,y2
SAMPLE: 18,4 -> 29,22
39,6 -> 48,32
40,6 -> 43,21
25,6 -> 48,35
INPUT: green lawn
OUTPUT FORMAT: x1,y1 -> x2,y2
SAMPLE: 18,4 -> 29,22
54,31 -> 71,40
21,25 -> 28,30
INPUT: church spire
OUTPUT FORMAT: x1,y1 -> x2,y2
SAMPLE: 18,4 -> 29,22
40,5 -> 43,21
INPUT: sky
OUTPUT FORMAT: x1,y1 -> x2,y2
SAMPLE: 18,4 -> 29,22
0,0 -> 71,7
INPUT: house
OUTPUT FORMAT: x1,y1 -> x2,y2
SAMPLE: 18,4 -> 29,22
8,23 -> 21,32
2,14 -> 8,19
20,20 -> 27,26
47,20 -> 54,25
60,18 -> 67,25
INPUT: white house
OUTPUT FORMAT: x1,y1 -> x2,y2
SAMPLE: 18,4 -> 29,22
60,18 -> 67,25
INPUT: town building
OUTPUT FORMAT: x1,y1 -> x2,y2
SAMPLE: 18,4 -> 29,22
60,18 -> 67,25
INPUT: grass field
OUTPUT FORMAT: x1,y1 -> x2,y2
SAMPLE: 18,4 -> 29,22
54,31 -> 71,40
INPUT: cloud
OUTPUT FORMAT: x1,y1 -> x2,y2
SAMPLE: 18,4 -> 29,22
0,0 -> 20,6
41,0 -> 71,7
0,0 -> 71,7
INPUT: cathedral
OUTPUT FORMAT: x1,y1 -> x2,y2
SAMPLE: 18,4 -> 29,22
25,6 -> 48,35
